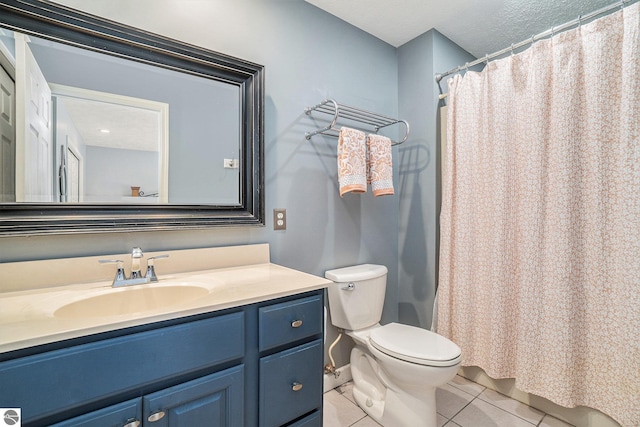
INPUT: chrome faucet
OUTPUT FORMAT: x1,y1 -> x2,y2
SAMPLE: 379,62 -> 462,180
99,248 -> 168,287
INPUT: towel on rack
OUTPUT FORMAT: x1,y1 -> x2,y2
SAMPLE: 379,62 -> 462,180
338,127 -> 367,197
367,134 -> 394,196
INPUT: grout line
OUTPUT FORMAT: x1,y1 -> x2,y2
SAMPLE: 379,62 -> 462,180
447,381 -> 486,397
447,391 -> 536,426
474,391 -> 540,425
348,414 -> 368,427
445,393 -> 477,424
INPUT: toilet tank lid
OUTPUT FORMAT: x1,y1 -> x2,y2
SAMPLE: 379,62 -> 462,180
325,264 -> 388,282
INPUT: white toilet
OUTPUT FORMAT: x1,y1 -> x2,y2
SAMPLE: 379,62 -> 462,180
325,264 -> 462,427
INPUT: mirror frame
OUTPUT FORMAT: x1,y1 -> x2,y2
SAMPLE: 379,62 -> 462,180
0,0 -> 265,236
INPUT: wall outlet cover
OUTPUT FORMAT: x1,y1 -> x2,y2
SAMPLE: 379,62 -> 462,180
273,208 -> 286,230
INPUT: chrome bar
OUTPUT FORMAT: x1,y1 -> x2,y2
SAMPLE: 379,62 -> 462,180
305,98 -> 410,145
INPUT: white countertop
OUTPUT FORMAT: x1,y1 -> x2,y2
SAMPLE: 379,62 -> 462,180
0,246 -> 331,354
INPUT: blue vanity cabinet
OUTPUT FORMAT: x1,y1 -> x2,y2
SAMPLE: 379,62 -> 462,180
0,289 -> 324,427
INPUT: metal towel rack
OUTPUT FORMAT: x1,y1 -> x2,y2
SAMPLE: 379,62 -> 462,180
305,99 -> 410,145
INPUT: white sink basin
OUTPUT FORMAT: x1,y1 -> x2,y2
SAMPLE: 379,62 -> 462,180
54,285 -> 209,318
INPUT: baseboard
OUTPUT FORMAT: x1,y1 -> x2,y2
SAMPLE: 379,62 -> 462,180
323,364 -> 352,393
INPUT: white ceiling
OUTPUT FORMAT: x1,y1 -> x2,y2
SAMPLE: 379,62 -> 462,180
58,97 -> 160,152
305,0 -> 616,56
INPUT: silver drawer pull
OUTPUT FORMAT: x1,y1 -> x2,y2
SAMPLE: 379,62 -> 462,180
147,411 -> 166,422
291,319 -> 303,328
292,382 -> 303,392
123,420 -> 141,427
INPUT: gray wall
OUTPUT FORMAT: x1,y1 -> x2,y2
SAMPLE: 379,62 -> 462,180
84,146 -> 158,202
397,30 -> 475,329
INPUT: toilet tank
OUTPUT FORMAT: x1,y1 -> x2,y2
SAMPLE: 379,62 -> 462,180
325,264 -> 388,331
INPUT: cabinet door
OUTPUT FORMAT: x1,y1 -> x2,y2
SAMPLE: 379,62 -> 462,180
143,365 -> 244,427
49,398 -> 141,427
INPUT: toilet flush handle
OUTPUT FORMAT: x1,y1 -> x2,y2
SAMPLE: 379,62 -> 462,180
342,282 -> 356,291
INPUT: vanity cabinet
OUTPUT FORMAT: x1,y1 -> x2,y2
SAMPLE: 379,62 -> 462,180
0,290 -> 324,427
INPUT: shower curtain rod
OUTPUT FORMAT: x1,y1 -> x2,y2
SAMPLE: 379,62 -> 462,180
435,0 -> 635,83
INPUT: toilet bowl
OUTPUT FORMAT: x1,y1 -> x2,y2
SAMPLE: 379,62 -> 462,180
326,264 -> 461,427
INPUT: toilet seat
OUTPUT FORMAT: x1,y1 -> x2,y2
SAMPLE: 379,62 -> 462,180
369,323 -> 461,367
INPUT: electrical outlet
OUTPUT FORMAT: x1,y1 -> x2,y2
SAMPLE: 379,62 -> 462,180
273,208 -> 286,230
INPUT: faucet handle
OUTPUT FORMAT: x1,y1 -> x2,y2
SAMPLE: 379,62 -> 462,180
99,259 -> 126,283
145,254 -> 169,282
131,247 -> 143,258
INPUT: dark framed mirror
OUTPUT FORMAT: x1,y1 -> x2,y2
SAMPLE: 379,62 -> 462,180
0,0 -> 264,236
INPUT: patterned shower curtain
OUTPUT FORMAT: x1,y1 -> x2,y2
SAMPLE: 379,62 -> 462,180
437,3 -> 639,426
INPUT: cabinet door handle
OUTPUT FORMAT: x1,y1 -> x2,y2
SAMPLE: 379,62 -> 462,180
123,420 -> 141,427
147,411 -> 166,422
292,382 -> 303,391
291,319 -> 303,328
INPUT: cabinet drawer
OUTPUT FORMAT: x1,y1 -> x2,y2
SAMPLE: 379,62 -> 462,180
0,311 -> 244,425
259,294 -> 322,351
259,339 -> 323,427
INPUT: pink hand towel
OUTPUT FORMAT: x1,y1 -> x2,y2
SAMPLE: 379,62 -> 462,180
338,127 -> 367,197
367,134 -> 394,196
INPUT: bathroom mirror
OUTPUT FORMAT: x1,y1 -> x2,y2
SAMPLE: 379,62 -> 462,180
0,0 -> 264,235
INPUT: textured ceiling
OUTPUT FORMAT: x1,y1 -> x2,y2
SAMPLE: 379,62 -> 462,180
58,97 -> 160,152
305,0 -> 617,56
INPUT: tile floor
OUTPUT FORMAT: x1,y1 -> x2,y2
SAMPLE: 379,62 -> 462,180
323,375 -> 575,427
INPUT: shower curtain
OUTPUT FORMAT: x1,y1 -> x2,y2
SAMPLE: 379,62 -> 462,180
438,3 -> 639,426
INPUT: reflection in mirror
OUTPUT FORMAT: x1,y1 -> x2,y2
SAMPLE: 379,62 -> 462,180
52,84 -> 169,204
1,29 -> 241,205
0,0 -> 264,235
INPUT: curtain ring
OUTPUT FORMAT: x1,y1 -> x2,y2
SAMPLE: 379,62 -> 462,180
551,25 -> 555,37
530,34 -> 535,45
578,14 -> 582,27
484,54 -> 489,65
464,62 -> 469,71
510,43 -> 515,55
620,0 -> 625,9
